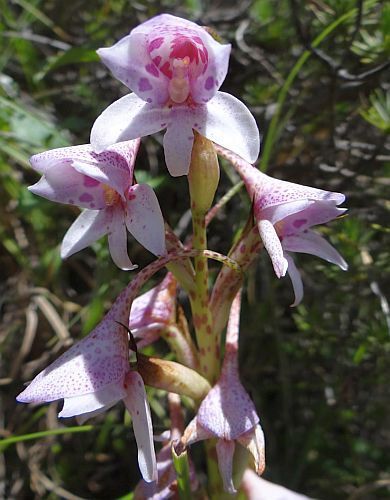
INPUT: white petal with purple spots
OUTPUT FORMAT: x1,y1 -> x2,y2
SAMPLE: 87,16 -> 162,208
29,163 -> 106,210
91,93 -> 167,153
125,184 -> 167,255
97,32 -> 169,105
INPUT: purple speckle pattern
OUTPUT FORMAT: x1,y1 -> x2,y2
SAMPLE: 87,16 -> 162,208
216,145 -> 348,305
204,76 -> 214,90
17,318 -> 129,402
145,22 -> 209,82
145,63 -> 159,77
138,77 -> 153,92
16,254 -> 178,405
83,176 -> 100,187
28,139 -> 167,269
92,14 -> 232,176
215,146 -> 345,211
197,352 -> 259,440
79,192 -> 93,203
97,13 -> 230,108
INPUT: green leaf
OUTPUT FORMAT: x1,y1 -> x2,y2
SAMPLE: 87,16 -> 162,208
0,425 -> 94,452
35,47 -> 100,82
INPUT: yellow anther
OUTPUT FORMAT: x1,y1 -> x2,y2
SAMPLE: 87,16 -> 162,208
103,185 -> 120,206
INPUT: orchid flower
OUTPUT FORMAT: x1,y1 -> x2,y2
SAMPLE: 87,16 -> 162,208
240,469 -> 310,500
180,292 -> 265,493
15,248 -> 213,483
217,146 -> 348,306
90,14 -> 260,176
16,290 -> 157,483
130,272 -> 177,348
29,139 -> 166,270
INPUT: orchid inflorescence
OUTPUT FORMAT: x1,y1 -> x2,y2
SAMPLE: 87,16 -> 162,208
17,13 -> 346,498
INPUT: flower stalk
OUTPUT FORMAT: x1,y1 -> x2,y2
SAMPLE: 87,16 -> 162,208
188,133 -> 220,383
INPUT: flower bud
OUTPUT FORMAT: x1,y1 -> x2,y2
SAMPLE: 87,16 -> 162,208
136,354 -> 211,402
188,133 -> 220,214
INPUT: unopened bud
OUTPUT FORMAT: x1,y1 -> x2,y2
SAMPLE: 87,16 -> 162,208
136,354 -> 211,402
188,133 -> 220,214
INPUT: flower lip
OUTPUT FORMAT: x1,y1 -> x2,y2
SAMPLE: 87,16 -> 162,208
97,13 -> 231,107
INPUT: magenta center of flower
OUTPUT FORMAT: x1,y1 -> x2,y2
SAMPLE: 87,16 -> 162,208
147,28 -> 209,104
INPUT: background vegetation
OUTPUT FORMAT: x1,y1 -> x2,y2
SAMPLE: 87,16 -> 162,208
1,0 -> 389,498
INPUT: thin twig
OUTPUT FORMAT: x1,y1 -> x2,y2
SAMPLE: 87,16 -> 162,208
289,0 -> 389,82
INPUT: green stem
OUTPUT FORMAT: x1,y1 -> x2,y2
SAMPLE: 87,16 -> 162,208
205,440 -> 226,499
260,0 -> 376,171
172,445 -> 192,500
0,426 -> 94,451
190,210 -> 219,383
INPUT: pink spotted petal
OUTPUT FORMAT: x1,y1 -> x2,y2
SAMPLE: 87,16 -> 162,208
257,219 -> 288,278
191,41 -> 231,104
197,351 -> 259,441
260,199 -> 315,227
90,93 -> 167,153
108,206 -> 138,270
163,108 -> 196,176
30,142 -> 137,198
59,382 -> 126,418
71,141 -> 140,197
123,371 -> 157,483
97,32 -> 169,105
130,274 -> 176,331
61,209 -> 111,259
30,143 -> 96,174
285,253 -> 304,307
29,164 -> 106,210
16,319 -> 129,404
216,439 -> 236,494
237,424 -> 266,475
132,14 -> 230,104
254,174 -> 345,212
283,230 -> 348,270
125,184 -> 166,256
281,202 -> 347,235
199,92 -> 260,164
132,13 -> 197,34
215,146 -> 345,210
241,469 -> 310,500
